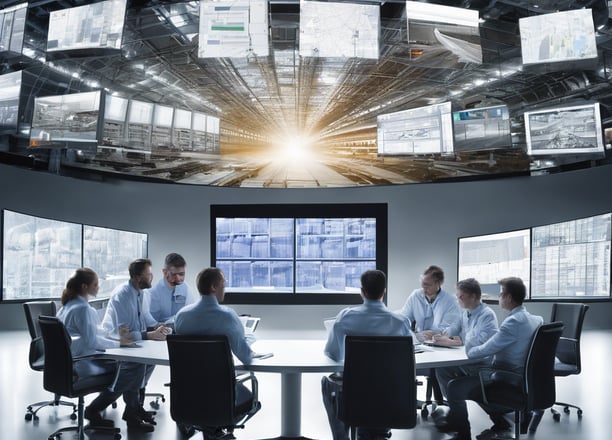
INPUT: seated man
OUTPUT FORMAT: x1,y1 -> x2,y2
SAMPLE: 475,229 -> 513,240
174,267 -> 254,410
434,278 -> 499,398
442,277 -> 543,440
322,269 -> 413,440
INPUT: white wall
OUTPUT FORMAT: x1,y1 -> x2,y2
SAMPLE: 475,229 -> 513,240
1,163 -> 611,332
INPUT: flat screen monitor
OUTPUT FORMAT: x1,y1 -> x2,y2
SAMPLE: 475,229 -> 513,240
211,203 -> 387,305
458,229 -> 531,299
531,213 -> 611,298
452,105 -> 512,152
377,102 -> 453,155
2,209 -> 82,301
29,90 -> 102,148
299,0 -> 380,59
0,2 -> 27,54
524,102 -> 604,156
198,0 -> 269,58
47,0 -> 126,54
83,225 -> 148,297
520,9 -> 597,66
406,0 -> 481,63
0,70 -> 21,132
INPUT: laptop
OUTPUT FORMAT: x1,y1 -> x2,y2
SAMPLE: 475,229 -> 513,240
239,316 -> 261,333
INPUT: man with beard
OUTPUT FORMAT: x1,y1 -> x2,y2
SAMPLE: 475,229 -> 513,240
144,253 -> 196,324
95,259 -> 170,432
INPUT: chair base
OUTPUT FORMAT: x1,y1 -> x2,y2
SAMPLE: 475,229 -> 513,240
551,401 -> 583,421
146,392 -> 165,410
25,396 -> 77,422
47,424 -> 121,440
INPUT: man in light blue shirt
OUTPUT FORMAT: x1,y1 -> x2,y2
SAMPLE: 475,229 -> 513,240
442,277 -> 543,440
97,259 -> 170,432
144,253 -> 196,324
432,278 -> 498,399
398,265 -> 460,342
322,270 -> 413,440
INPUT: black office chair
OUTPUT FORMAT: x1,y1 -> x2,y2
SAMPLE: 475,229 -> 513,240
23,301 -> 77,422
479,321 -> 564,440
166,334 -> 261,440
549,302 -> 589,421
338,335 -> 417,440
38,315 -> 121,440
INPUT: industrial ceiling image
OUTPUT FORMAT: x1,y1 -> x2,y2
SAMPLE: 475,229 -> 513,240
1,0 -> 612,187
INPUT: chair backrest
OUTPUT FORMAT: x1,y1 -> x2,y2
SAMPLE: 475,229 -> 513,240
524,321 -> 564,411
38,315 -> 76,397
550,303 -> 588,368
23,301 -> 57,371
167,334 -> 237,428
24,301 -> 57,340
339,335 -> 417,430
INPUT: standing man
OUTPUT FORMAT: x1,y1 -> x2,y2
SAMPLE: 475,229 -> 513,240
322,269 -> 413,440
442,277 -> 543,440
97,258 -> 170,432
144,253 -> 195,324
398,265 -> 460,342
432,278 -> 498,399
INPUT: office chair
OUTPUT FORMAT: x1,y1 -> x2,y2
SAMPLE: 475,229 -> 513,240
23,301 -> 77,422
38,315 -> 121,440
166,334 -> 261,440
338,336 -> 417,440
549,302 -> 589,421
479,321 -> 564,439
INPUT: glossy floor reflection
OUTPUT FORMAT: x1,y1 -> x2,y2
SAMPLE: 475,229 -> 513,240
2,329 -> 610,440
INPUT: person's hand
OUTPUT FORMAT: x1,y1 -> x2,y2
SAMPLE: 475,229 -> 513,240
119,326 -> 135,346
147,325 -> 170,341
417,330 -> 434,342
432,334 -> 462,346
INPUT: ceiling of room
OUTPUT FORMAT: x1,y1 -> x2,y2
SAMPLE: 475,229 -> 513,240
2,0 -> 612,186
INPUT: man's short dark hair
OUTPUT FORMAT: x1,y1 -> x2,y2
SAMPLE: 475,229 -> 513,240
165,253 -> 186,269
423,265 -> 444,284
129,258 -> 152,278
456,278 -> 481,300
498,277 -> 526,305
360,270 -> 386,300
196,267 -> 224,295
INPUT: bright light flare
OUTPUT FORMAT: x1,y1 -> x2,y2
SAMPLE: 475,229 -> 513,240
271,134 -> 316,162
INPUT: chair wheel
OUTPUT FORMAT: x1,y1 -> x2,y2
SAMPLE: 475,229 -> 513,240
577,409 -> 583,418
25,413 -> 33,421
33,415 -> 39,421
112,402 -> 117,409
421,407 -> 429,419
563,406 -> 570,414
553,413 -> 560,422
150,401 -> 160,410
114,433 -> 122,439
161,396 -> 166,402
70,413 -> 77,420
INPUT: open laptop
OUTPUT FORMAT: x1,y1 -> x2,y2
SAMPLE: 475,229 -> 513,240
239,316 -> 260,334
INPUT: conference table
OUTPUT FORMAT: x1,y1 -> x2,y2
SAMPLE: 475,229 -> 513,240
101,339 -> 475,440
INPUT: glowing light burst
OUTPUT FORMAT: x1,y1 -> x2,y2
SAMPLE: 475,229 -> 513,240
271,134 -> 317,163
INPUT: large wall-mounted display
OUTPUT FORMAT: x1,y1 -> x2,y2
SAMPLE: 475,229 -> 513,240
1,209 -> 148,301
0,70 -> 21,132
211,203 -> 387,304
47,0 -> 126,55
377,102 -> 453,155
198,0 -> 269,58
458,212 -> 612,300
525,102 -> 604,157
299,0 -> 380,59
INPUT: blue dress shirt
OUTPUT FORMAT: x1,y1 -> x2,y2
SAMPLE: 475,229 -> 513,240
446,303 -> 499,355
102,281 -> 158,341
144,279 -> 196,322
174,295 -> 253,365
325,299 -> 414,362
467,305 -> 543,373
398,288 -> 460,334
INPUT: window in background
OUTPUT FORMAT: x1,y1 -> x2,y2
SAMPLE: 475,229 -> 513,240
2,210 -> 82,300
531,213 -> 611,298
83,225 -> 148,297
212,204 -> 387,305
